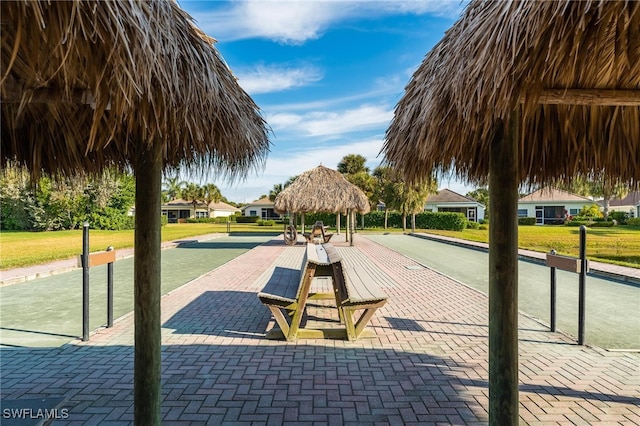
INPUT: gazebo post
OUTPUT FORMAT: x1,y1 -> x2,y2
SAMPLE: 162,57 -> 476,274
336,213 -> 340,235
134,141 -> 163,425
488,110 -> 520,425
301,213 -> 306,234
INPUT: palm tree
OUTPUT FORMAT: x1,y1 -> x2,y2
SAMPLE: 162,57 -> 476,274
337,154 -> 368,175
393,178 -> 437,232
162,175 -> 186,202
181,183 -> 204,218
269,176 -> 298,201
202,183 -> 222,217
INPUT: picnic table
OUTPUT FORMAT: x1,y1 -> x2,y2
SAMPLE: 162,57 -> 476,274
257,242 -> 388,341
302,221 -> 334,244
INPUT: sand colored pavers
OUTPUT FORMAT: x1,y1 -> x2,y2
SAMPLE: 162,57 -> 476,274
0,234 -> 638,424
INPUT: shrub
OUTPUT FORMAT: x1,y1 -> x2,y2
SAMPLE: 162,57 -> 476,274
466,221 -> 480,229
161,215 -> 168,227
566,220 -> 592,227
518,217 -> 536,225
415,212 -> 467,231
590,221 -> 615,227
609,211 -> 628,225
236,215 -> 260,223
626,217 -> 640,227
257,219 -> 275,226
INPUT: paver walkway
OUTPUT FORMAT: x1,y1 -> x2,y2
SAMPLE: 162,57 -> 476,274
1,234 -> 638,424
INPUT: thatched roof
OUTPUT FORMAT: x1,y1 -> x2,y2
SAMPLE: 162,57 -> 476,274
1,0 -> 270,178
274,165 -> 371,214
383,0 -> 640,186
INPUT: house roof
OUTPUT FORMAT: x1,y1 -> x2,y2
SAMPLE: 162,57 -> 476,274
241,196 -> 274,210
519,188 -> 593,203
426,189 -> 483,205
209,201 -> 239,211
608,191 -> 640,207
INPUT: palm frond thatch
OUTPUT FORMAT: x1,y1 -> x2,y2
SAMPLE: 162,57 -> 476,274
274,165 -> 371,214
1,0 -> 270,178
383,0 -> 640,186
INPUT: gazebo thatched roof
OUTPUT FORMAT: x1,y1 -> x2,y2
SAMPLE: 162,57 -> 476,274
383,0 -> 639,186
274,165 -> 371,214
1,0 -> 270,178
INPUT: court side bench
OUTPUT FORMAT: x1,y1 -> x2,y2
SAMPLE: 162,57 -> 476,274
323,244 -> 389,341
257,249 -> 310,341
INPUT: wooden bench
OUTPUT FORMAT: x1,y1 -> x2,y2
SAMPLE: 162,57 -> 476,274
303,222 -> 334,244
329,247 -> 388,340
257,250 -> 311,341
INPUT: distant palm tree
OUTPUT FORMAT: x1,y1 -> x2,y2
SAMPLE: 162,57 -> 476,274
202,183 -> 222,217
181,183 -> 204,218
269,176 -> 298,201
163,175 -> 186,202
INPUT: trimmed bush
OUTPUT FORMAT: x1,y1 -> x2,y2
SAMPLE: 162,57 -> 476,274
236,216 -> 260,223
466,221 -> 480,229
518,217 -> 536,225
257,219 -> 275,226
415,212 -> 467,231
625,217 -> 640,227
609,211 -> 628,225
590,221 -> 615,227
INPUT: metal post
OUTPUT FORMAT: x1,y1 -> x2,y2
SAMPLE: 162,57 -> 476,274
578,225 -> 587,345
549,249 -> 556,332
107,246 -> 114,328
82,222 -> 90,341
227,220 -> 231,233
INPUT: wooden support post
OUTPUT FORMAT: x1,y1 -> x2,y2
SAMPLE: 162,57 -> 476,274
488,109 -> 519,425
336,213 -> 340,235
134,141 -> 162,425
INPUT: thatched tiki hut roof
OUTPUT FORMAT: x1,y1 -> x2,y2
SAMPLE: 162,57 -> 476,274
274,165 -> 371,214
1,1 -> 270,424
383,1 -> 638,424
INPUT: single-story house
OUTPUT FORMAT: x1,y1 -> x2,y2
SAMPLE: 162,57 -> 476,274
241,196 -> 281,220
424,189 -> 485,222
607,191 -> 640,218
161,199 -> 240,223
518,188 -> 596,225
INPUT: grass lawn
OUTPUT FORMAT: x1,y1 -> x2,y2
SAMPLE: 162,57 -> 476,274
2,223 -> 638,270
0,223 -> 282,270
421,226 -> 640,268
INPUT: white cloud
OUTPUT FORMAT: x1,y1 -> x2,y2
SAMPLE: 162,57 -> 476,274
188,1 -> 464,44
236,65 -> 323,94
266,104 -> 393,137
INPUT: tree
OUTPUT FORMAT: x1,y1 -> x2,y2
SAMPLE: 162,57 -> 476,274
467,187 -> 489,219
181,183 -> 204,217
337,154 -> 368,175
560,176 -> 630,220
372,166 -> 396,229
394,179 -> 438,232
162,175 -> 186,202
269,176 -> 298,202
202,183 -> 222,217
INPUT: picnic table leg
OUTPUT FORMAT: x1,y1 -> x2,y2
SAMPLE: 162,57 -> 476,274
287,265 -> 316,341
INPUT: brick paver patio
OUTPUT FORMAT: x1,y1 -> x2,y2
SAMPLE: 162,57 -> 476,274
1,234 -> 638,425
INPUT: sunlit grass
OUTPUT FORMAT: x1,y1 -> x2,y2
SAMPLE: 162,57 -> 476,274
0,223 -> 281,270
421,225 -> 640,268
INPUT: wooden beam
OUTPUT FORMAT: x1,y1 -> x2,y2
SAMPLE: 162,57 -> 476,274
134,140 -> 163,425
488,108 -> 520,425
522,89 -> 640,106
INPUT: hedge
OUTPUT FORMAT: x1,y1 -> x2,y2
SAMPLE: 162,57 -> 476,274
236,216 -> 260,223
625,217 -> 640,227
518,217 -> 536,225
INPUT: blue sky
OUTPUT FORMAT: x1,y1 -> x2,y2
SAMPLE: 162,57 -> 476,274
178,0 -> 470,203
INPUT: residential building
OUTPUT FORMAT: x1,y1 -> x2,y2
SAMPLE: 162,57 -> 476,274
241,196 -> 281,220
607,191 -> 640,218
424,189 -> 485,222
518,188 -> 596,225
161,198 -> 239,223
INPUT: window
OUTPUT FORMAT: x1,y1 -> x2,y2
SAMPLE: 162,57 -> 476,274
569,208 -> 580,215
195,211 -> 208,219
518,209 -> 528,217
249,210 -> 257,217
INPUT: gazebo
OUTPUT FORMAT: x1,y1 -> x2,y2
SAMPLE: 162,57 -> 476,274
274,165 -> 370,245
383,1 -> 639,424
1,1 -> 270,424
